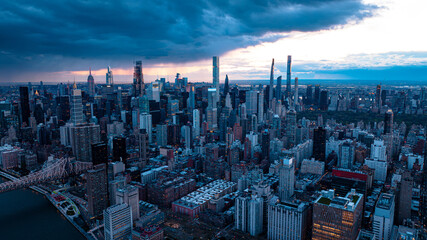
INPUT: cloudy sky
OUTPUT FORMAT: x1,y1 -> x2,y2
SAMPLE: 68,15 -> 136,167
0,0 -> 426,83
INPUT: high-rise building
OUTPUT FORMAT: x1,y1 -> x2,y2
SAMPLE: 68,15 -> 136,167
371,140 -> 387,161
279,157 -> 295,201
338,142 -> 355,169
384,109 -> 393,134
313,127 -> 326,162
268,199 -> 310,240
87,164 -> 108,217
373,193 -> 395,240
314,85 -> 320,106
70,87 -> 84,125
87,68 -> 95,96
312,189 -> 364,240
106,66 -> 113,86
116,185 -> 140,221
19,86 -> 30,126
261,130 -> 270,160
235,194 -> 264,236
257,89 -> 264,123
306,84 -> 313,105
294,77 -> 299,109
139,113 -> 152,143
224,74 -> 230,95
156,124 -> 167,146
104,203 -> 132,240
376,84 -> 382,109
70,123 -> 101,162
91,142 -> 108,165
269,58 -> 275,103
286,109 -> 296,148
113,137 -> 127,164
192,109 -> 200,138
276,76 -> 282,101
319,90 -> 329,111
286,55 -> 292,98
246,90 -> 258,116
398,171 -> 413,224
213,56 -> 220,102
133,61 -> 144,97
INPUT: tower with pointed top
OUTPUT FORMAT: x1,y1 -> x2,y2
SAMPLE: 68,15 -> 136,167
224,75 -> 229,95
87,68 -> 95,96
269,58 -> 275,103
286,55 -> 292,99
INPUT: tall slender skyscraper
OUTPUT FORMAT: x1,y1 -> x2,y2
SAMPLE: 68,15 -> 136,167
286,55 -> 292,98
294,77 -> 298,109
87,68 -> 95,96
106,66 -> 113,86
376,84 -> 382,108
213,56 -> 220,102
269,58 -> 275,102
279,157 -> 295,201
384,109 -> 393,134
224,74 -> 229,95
133,61 -> 144,97
19,86 -> 30,126
70,85 -> 84,125
276,76 -> 282,101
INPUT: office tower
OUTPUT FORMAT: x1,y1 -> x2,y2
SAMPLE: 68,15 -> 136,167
70,87 -> 84,125
181,125 -> 192,149
207,88 -> 217,109
87,68 -> 95,96
192,109 -> 200,138
139,113 -> 152,143
87,164 -> 108,217
376,84 -> 382,108
286,55 -> 292,98
246,90 -> 258,116
384,109 -> 393,134
371,140 -> 387,161
257,90 -> 264,123
113,137 -> 127,164
261,130 -> 270,160
116,185 -> 139,221
71,123 -> 101,162
235,195 -> 264,236
91,142 -> 108,165
398,171 -> 413,224
312,189 -> 364,240
224,75 -> 230,95
294,77 -> 299,108
373,193 -> 395,240
156,124 -> 167,146
279,157 -> 295,201
314,84 -> 320,106
286,109 -> 296,148
137,130 -> 148,167
188,86 -> 195,110
313,127 -> 326,161
133,61 -> 144,97
319,90 -> 328,111
106,66 -> 113,86
213,56 -> 220,102
104,203 -> 132,240
19,86 -> 30,126
276,76 -> 282,101
269,58 -> 275,102
306,84 -> 313,105
338,142 -> 355,169
268,200 -> 310,240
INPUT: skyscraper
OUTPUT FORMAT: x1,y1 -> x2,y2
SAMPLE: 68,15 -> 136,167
116,185 -> 139,221
269,58 -> 275,102
306,84 -> 313,105
279,157 -> 295,201
213,56 -> 219,102
276,76 -> 282,101
224,74 -> 229,95
313,127 -> 326,162
71,123 -> 101,162
286,55 -> 292,98
137,129 -> 148,167
384,109 -> 393,134
139,113 -> 152,143
133,61 -> 144,97
312,189 -> 364,240
376,84 -> 382,109
192,109 -> 200,138
87,68 -> 95,96
70,86 -> 84,125
106,66 -> 113,86
91,142 -> 108,166
373,193 -> 395,240
314,84 -> 320,106
398,171 -> 413,224
113,137 -> 127,164
319,90 -> 328,111
19,86 -> 30,126
235,195 -> 264,236
104,204 -> 132,240
286,109 -> 297,148
87,164 -> 108,217
294,77 -> 299,109
246,90 -> 258,116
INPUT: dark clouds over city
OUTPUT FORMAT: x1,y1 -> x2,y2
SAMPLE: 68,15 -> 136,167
0,0 -> 377,80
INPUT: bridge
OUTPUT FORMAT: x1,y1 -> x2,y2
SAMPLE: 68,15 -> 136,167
0,157 -> 92,193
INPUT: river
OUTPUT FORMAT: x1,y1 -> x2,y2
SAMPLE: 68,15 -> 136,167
0,178 -> 85,240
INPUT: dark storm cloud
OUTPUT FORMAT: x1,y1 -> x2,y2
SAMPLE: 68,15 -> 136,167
0,0 -> 376,73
